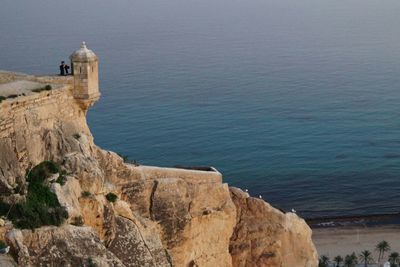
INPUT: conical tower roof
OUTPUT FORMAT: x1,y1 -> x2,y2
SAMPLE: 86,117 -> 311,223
70,42 -> 97,62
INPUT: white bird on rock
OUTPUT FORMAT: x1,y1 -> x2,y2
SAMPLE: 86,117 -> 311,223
258,195 -> 263,199
291,208 -> 296,213
245,189 -> 248,192
0,246 -> 10,254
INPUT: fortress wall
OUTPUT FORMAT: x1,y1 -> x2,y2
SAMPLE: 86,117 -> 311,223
0,84 -> 77,139
137,165 -> 222,184
0,83 -> 90,193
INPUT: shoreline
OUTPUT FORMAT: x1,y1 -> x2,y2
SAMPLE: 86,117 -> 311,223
312,225 -> 400,261
306,212 -> 400,228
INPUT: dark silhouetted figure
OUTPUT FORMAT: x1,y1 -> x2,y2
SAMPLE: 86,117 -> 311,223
64,64 -> 70,75
59,61 -> 65,76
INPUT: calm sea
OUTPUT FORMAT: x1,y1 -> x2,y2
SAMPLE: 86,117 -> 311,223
1,0 -> 400,218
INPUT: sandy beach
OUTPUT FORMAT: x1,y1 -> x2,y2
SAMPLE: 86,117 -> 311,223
313,226 -> 400,261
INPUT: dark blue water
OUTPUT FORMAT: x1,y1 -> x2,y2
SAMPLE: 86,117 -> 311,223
2,0 -> 400,218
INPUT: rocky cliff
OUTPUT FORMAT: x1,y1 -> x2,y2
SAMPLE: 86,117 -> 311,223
0,71 -> 318,267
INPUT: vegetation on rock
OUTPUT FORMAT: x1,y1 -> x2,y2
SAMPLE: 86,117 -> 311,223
0,240 -> 6,249
117,153 -> 139,166
0,161 -> 68,229
88,258 -> 97,267
31,85 -> 52,93
105,193 -> 117,203
71,216 -> 84,226
81,191 -> 92,198
55,170 -> 67,186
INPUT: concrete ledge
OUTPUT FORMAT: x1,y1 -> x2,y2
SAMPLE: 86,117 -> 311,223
137,165 -> 222,183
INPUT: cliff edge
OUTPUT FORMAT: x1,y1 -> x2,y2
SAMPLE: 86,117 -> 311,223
0,71 -> 317,267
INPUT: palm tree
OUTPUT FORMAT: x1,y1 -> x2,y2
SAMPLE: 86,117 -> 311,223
344,253 -> 358,267
334,255 -> 344,267
388,252 -> 400,267
376,240 -> 391,262
319,255 -> 329,267
359,250 -> 373,267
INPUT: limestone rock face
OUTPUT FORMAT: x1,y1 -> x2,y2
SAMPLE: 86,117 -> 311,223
0,255 -> 17,267
150,178 -> 236,267
0,72 -> 318,267
5,225 -> 124,267
107,216 -> 171,267
229,187 -> 318,267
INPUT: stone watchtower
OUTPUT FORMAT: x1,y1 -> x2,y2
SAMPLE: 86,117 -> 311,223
70,42 -> 100,107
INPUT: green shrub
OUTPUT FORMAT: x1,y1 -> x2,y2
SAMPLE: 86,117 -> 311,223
105,193 -> 117,203
55,170 -> 67,186
88,258 -> 97,267
71,216 -> 84,226
13,183 -> 22,194
7,94 -> 18,99
55,176 -> 66,186
73,133 -> 81,139
0,96 -> 6,103
31,85 -> 52,93
116,153 -> 139,166
0,161 -> 68,229
81,191 -> 92,198
0,240 -> 6,249
27,161 -> 59,184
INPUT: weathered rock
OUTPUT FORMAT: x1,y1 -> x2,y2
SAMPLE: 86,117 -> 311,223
113,200 -> 135,221
229,187 -> 318,267
150,178 -> 236,267
0,255 -> 17,267
5,225 -> 125,267
79,195 -> 116,243
51,176 -> 83,221
107,216 -> 171,267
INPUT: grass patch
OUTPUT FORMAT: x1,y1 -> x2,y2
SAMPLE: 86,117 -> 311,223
31,85 -> 52,93
0,161 -> 68,229
105,193 -> 117,203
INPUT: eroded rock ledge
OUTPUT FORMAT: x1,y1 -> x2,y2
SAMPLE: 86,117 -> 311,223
0,71 -> 317,267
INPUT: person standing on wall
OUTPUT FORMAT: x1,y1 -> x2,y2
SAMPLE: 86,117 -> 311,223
64,64 -> 70,75
59,61 -> 65,76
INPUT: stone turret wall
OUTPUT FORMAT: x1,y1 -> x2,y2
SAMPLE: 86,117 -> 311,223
0,84 -> 74,138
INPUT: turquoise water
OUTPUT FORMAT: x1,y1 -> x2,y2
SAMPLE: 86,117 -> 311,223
1,0 -> 400,217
